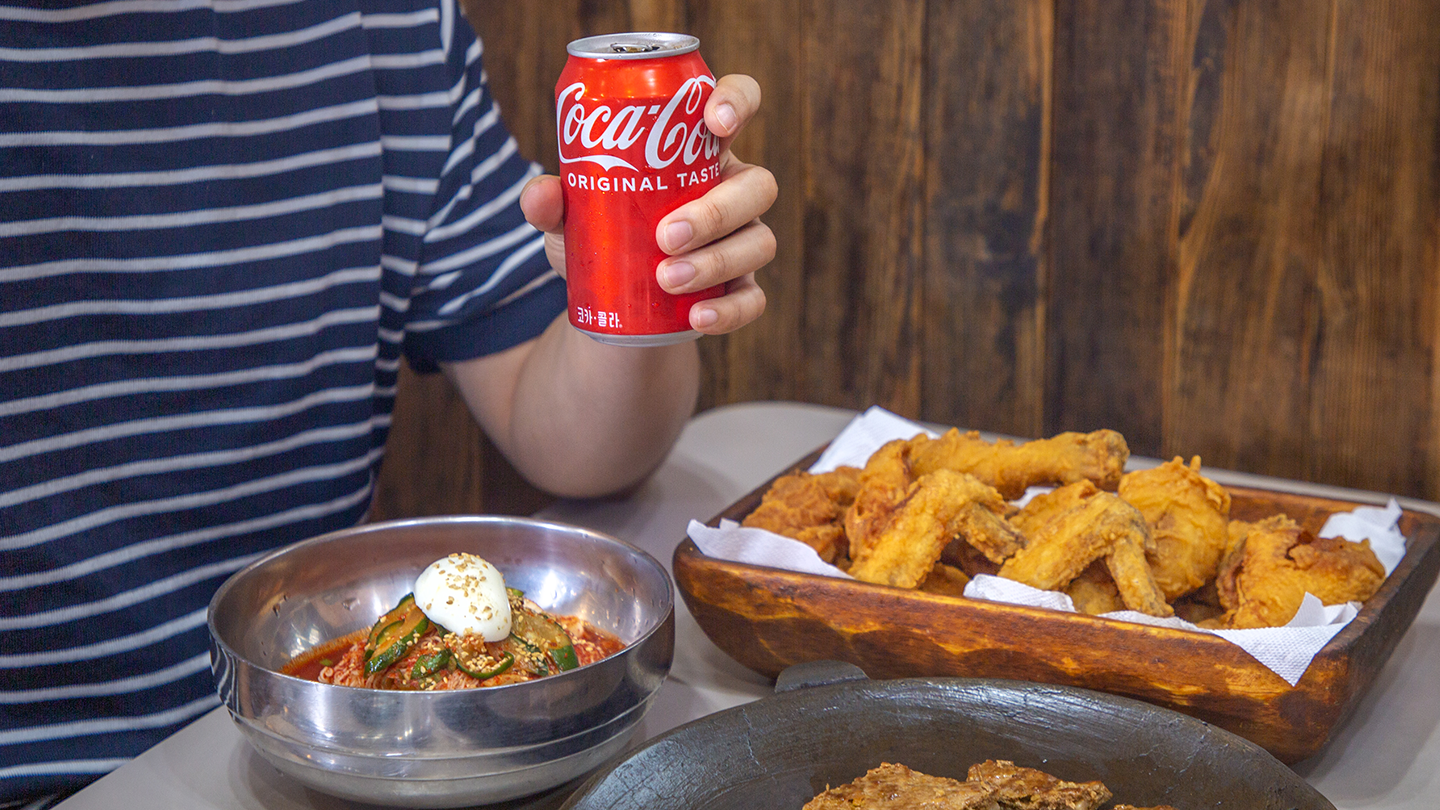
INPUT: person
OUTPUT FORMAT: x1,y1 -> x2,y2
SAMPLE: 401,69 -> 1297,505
0,1 -> 776,805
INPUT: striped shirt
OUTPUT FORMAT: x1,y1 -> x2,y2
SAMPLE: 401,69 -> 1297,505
0,0 -> 564,802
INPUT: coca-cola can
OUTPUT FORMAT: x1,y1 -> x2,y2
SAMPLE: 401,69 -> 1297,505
557,32 -> 723,345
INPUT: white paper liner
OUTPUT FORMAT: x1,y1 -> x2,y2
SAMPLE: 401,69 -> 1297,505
688,407 -> 1409,687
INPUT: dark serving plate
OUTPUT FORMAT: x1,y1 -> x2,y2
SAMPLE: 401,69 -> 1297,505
560,660 -> 1333,809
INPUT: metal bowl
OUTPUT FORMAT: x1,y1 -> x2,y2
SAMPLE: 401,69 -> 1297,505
207,516 -> 674,808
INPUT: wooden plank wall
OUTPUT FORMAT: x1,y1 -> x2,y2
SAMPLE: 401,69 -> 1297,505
371,0 -> 1440,519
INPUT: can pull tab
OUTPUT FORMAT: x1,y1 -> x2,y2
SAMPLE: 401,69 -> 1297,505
610,42 -> 661,54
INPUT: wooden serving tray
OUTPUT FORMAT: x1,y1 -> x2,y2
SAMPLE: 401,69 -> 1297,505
673,447 -> 1440,764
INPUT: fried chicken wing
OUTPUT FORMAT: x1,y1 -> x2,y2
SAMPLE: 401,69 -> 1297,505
1214,514 -> 1386,628
741,466 -> 862,565
1117,456 -> 1230,601
1013,481 -> 1170,617
1103,530 -> 1175,617
1063,561 -> 1125,615
848,470 -> 1017,589
844,438 -> 917,560
1010,480 -> 1100,537
918,562 -> 971,597
908,428 -> 1129,500
997,492 -> 1149,593
966,760 -> 1112,810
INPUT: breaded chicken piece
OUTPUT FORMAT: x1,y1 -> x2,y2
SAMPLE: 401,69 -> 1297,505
844,438 -> 917,560
803,763 -> 1000,810
1214,514 -> 1386,628
1064,561 -> 1125,615
997,492 -> 1149,593
908,428 -> 1129,500
1118,456 -> 1231,601
966,760 -> 1112,810
1010,480 -> 1101,538
742,466 -> 862,564
1017,482 -> 1170,616
918,562 -> 971,597
848,470 -> 1017,589
1103,531 -> 1174,617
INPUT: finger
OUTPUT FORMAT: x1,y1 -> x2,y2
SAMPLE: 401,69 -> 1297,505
690,273 -> 766,334
519,174 -> 564,234
706,74 -> 761,148
657,162 -> 777,254
519,175 -> 568,277
658,219 -> 776,294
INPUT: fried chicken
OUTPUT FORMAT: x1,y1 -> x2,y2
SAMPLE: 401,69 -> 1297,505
1214,514 -> 1386,629
1063,561 -> 1125,615
997,492 -> 1149,594
1117,456 -> 1231,601
1009,480 -> 1100,537
844,438 -> 917,560
918,562 -> 972,597
848,470 -> 1019,589
908,428 -> 1129,500
1012,483 -> 1170,616
1103,532 -> 1175,617
741,466 -> 862,565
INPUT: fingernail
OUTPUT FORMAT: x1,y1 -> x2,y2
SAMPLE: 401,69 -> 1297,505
715,103 -> 738,135
663,221 -> 693,252
661,261 -> 697,289
692,307 -> 719,328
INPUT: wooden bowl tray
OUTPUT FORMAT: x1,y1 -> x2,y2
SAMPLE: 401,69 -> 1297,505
673,447 -> 1440,764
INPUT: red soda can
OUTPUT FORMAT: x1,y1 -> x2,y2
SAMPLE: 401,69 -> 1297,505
557,33 -> 723,345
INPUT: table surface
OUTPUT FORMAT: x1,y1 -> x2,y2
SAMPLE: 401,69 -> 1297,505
55,401 -> 1440,810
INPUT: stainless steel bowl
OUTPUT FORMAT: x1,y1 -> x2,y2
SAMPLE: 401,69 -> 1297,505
207,516 -> 674,808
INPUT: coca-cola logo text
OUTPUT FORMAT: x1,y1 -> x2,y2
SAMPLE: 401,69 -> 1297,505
557,76 -> 720,173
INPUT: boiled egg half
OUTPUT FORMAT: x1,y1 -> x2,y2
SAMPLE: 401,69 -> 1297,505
413,553 -> 512,641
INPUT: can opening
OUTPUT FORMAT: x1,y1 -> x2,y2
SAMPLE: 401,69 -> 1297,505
609,43 -> 662,54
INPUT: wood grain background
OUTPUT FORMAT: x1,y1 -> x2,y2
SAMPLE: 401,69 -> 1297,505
370,0 -> 1440,519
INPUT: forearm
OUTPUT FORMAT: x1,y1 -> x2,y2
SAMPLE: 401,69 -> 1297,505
444,315 -> 700,498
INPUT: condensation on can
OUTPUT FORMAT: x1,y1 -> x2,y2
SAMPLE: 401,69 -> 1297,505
557,32 -> 723,345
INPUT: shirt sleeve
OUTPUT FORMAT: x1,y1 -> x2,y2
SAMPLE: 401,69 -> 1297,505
401,4 -> 565,370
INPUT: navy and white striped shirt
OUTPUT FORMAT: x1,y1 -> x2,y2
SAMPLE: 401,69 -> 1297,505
0,1 -> 564,802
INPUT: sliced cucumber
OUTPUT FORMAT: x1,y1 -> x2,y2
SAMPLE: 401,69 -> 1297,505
410,648 -> 451,679
455,650 -> 514,680
365,597 -> 429,676
511,609 -> 579,672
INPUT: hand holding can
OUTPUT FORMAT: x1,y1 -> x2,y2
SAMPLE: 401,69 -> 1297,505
557,33 -> 725,346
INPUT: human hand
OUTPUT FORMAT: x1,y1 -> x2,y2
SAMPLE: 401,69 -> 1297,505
520,74 -> 777,335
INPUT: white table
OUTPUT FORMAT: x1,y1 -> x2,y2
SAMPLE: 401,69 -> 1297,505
54,402 -> 1440,809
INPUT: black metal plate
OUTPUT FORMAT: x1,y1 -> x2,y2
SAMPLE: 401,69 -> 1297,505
561,661 -> 1333,809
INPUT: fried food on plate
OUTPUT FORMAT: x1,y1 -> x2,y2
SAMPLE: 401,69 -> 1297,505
802,762 -> 998,810
848,470 -> 1017,589
1214,514 -> 1386,629
1014,482 -> 1171,617
966,760 -> 1112,810
843,437 -> 917,559
997,492 -> 1149,593
1118,456 -> 1231,601
918,562 -> 971,597
1010,480 -> 1101,537
1103,530 -> 1175,617
1064,561 -> 1124,615
741,466 -> 862,565
908,428 -> 1129,500
805,760 -> 1159,810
